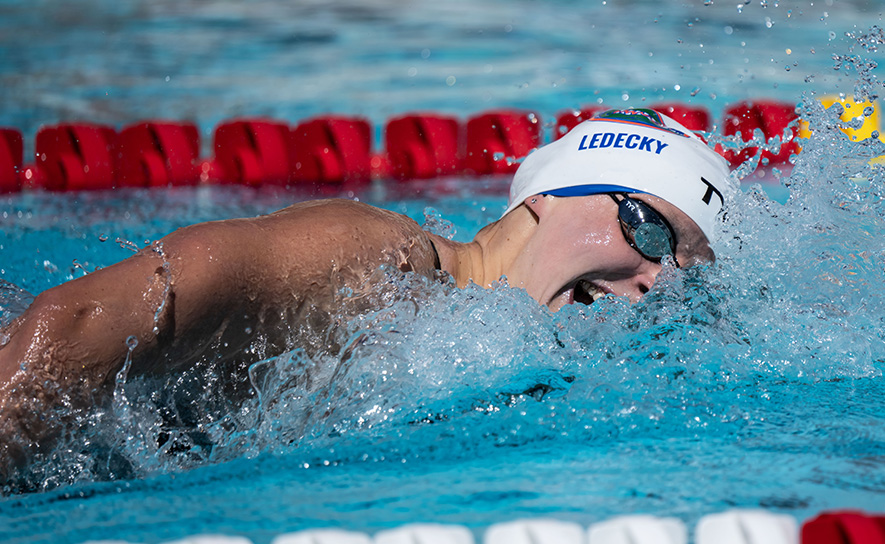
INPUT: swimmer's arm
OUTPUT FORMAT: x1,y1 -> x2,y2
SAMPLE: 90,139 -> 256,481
0,225 -> 227,395
0,220 -> 266,474
0,200 -> 440,401
0,215 -> 307,403
0,200 -> 439,475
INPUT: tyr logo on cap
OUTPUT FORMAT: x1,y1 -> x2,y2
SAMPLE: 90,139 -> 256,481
700,176 -> 724,207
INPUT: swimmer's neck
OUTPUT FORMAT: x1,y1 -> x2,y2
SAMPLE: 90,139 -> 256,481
429,234 -> 485,288
428,205 -> 535,289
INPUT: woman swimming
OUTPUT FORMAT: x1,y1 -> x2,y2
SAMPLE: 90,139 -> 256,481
0,108 -> 731,476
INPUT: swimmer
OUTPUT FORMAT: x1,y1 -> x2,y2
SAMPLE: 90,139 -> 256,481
0,108 -> 729,474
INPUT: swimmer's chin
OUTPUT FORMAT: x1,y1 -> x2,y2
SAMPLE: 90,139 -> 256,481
547,280 -> 607,311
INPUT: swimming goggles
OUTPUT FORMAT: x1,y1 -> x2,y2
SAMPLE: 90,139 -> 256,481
609,193 -> 678,265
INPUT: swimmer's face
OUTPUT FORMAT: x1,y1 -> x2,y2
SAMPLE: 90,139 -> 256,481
508,193 -> 714,311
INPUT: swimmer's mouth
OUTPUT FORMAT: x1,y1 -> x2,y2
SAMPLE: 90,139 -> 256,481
573,280 -> 606,306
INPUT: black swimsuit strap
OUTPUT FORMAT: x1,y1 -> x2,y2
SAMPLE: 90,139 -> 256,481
428,237 -> 442,270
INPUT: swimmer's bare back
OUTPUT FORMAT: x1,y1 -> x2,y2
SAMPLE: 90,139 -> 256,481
0,199 -> 440,424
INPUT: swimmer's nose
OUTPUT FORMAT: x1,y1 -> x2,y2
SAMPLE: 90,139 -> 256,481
632,261 -> 662,301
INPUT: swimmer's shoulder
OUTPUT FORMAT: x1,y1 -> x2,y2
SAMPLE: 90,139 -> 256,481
267,199 -> 424,239
266,199 -> 440,274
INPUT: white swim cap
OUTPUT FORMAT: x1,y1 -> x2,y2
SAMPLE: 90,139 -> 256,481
504,108 -> 731,242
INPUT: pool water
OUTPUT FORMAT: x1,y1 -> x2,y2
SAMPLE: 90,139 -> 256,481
2,1 -> 885,543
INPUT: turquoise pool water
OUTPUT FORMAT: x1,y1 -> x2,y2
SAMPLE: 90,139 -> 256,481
2,1 -> 885,543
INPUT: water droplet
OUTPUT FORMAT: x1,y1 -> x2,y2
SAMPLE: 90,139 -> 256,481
98,234 -> 108,242
116,238 -> 139,253
126,336 -> 138,350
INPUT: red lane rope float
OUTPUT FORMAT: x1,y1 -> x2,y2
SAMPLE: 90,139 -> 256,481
0,127 -> 23,193
720,100 -> 801,169
118,121 -> 201,187
802,510 -> 885,544
464,110 -> 541,175
33,123 -> 118,191
6,100 -> 810,192
290,116 -> 373,185
212,118 -> 292,186
652,102 -> 713,132
554,106 -> 607,141
384,114 -> 461,180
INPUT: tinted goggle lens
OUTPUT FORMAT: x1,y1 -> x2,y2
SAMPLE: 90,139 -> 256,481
611,194 -> 677,262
